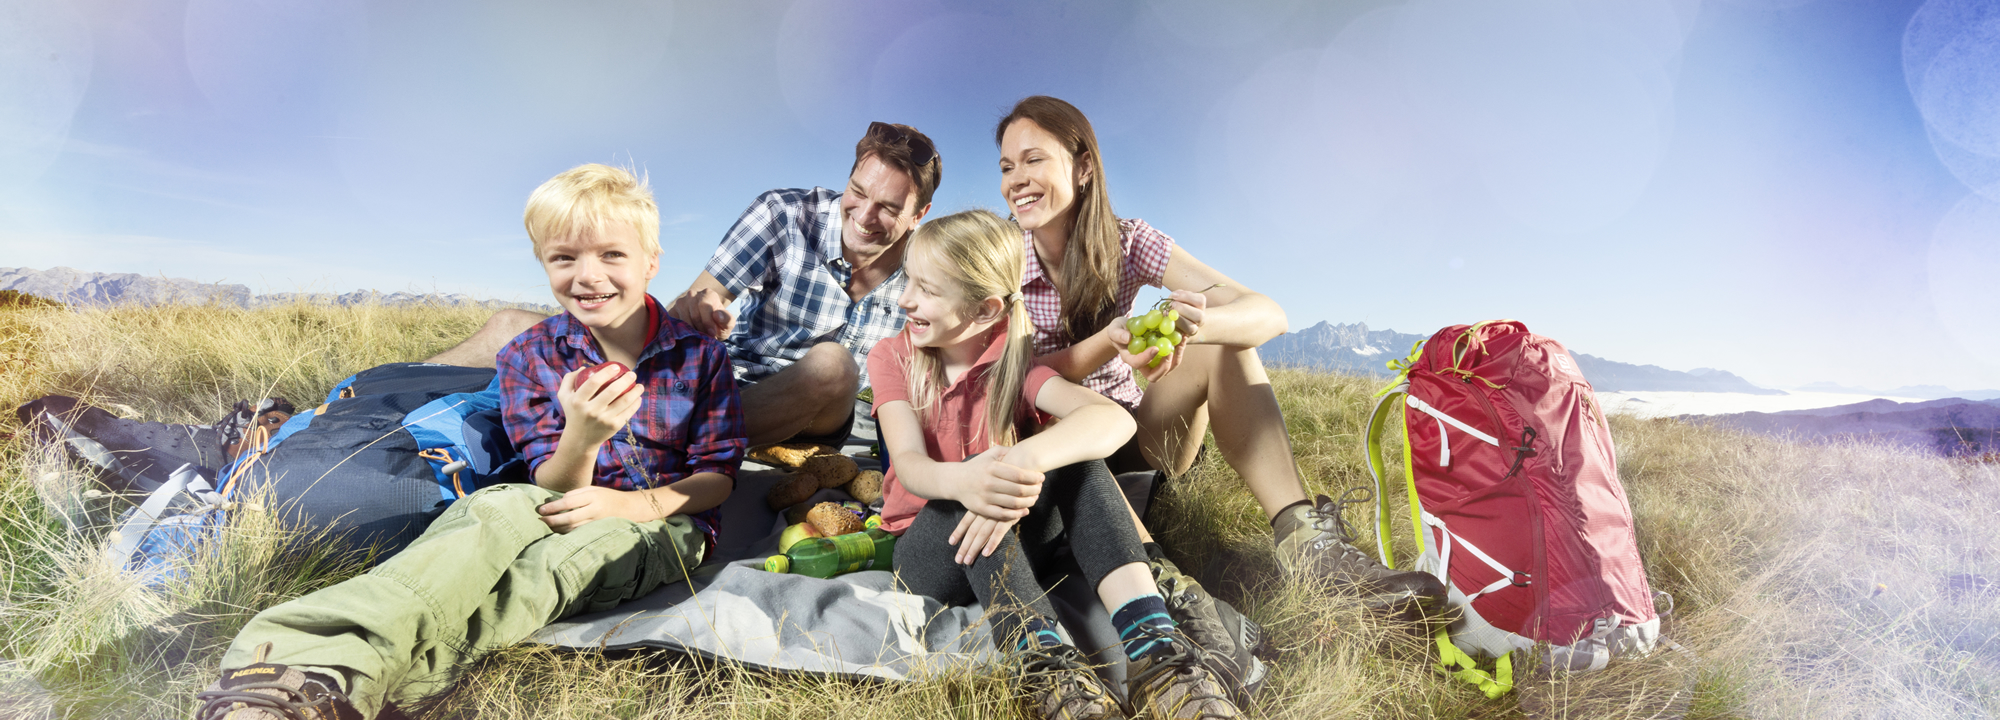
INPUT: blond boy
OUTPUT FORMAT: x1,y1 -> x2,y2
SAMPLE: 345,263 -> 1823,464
197,165 -> 744,720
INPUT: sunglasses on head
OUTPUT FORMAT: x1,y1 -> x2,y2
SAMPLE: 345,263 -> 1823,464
868,121 -> 938,167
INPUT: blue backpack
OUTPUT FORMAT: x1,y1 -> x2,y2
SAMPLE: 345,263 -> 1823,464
122,363 -> 527,582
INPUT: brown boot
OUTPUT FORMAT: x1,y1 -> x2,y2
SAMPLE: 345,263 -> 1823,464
195,643 -> 360,720
1017,644 -> 1126,720
1148,554 -> 1271,704
1124,626 -> 1244,720
1274,492 -> 1448,618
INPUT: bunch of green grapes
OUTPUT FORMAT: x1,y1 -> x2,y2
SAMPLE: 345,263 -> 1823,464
1124,297 -> 1186,368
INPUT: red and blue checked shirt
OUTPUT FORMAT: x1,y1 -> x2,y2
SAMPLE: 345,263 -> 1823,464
1021,218 -> 1176,409
496,294 -> 747,545
704,188 -> 909,385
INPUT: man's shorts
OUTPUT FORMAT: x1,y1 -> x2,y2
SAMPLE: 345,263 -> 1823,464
786,405 -> 855,448
734,363 -> 857,448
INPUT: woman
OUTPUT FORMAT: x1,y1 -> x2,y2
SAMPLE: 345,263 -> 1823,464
995,96 -> 1444,612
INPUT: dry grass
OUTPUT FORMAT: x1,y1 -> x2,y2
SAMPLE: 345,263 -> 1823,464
1,302 -> 1996,718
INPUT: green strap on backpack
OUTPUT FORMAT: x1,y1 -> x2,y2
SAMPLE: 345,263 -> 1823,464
1361,340 -> 1516,698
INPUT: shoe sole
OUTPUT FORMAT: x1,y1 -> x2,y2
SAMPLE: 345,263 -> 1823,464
1359,589 -> 1457,628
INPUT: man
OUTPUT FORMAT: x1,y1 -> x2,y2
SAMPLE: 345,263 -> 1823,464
431,121 -> 938,448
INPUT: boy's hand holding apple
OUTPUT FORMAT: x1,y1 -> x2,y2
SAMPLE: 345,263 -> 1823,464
556,360 -> 643,447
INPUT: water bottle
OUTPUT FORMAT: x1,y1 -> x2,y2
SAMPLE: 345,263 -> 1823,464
763,528 -> 897,578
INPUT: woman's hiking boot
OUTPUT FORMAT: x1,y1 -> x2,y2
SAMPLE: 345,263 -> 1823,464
1273,492 -> 1449,619
196,643 -> 359,720
1124,626 -> 1244,720
1017,644 -> 1126,720
1147,554 -> 1273,705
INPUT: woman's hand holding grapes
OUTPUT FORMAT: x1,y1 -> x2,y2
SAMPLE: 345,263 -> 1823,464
1108,286 -> 1213,382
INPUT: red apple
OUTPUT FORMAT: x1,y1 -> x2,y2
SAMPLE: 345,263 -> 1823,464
573,360 -> 630,399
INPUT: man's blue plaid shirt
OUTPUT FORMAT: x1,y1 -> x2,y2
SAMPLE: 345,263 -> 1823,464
705,187 -> 908,384
495,294 -> 746,545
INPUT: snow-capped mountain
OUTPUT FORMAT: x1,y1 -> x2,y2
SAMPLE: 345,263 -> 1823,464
1260,321 -> 1783,395
0,267 -> 551,312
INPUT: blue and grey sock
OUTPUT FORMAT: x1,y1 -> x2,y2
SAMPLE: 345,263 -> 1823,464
1112,594 -> 1177,662
1013,615 -> 1066,652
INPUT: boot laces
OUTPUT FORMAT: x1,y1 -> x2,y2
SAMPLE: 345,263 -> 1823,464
196,681 -> 338,720
1018,645 -> 1116,718
1305,486 -> 1375,547
1126,625 -> 1237,720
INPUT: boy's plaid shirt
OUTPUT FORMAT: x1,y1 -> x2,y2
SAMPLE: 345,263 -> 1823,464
496,295 -> 746,544
705,188 -> 908,384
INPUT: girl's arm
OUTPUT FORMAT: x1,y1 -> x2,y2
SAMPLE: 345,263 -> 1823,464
875,399 -> 1040,520
996,376 -> 1136,475
950,376 -> 1136,563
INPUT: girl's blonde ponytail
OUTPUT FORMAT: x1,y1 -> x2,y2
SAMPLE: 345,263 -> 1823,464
983,292 -> 1036,446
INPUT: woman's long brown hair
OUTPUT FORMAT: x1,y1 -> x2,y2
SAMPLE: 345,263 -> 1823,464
995,96 -> 1121,347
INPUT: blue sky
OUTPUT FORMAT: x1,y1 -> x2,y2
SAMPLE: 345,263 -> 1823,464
3,0 -> 1997,392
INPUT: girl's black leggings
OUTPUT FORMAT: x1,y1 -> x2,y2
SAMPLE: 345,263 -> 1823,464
892,458 -> 1146,649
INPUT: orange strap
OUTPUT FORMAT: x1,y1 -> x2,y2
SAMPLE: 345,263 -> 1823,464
417,448 -> 468,498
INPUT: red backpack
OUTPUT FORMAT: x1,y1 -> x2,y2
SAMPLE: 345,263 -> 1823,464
1364,320 -> 1660,696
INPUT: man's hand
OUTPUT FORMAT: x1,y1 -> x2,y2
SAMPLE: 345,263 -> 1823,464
669,287 -> 736,340
537,486 -> 656,533
556,365 -> 643,448
948,512 -> 1019,565
955,445 -> 1042,521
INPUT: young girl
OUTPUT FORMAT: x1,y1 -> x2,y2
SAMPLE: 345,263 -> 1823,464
869,209 -> 1242,720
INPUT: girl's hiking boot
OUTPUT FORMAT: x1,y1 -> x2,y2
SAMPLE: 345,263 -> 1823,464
1147,554 -> 1273,705
1273,492 -> 1449,619
1124,626 -> 1244,720
196,643 -> 359,720
1017,644 -> 1126,720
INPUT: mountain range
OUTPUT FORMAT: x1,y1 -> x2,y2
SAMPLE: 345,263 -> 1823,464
1694,397 -> 2000,458
0,266 -> 553,312
11,268 -> 1992,407
1259,321 -> 1782,395
1796,381 -> 2000,401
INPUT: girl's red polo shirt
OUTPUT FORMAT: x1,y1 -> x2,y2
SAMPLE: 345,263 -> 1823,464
865,322 -> 1061,535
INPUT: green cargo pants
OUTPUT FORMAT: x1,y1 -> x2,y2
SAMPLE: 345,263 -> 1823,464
219,483 -> 706,718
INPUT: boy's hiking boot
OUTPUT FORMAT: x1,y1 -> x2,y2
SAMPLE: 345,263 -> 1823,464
1017,644 -> 1126,720
196,643 -> 360,720
1273,492 -> 1448,619
1148,555 -> 1273,705
1124,626 -> 1244,720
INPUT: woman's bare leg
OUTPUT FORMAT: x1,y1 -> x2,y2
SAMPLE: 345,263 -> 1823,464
1134,345 -> 1308,521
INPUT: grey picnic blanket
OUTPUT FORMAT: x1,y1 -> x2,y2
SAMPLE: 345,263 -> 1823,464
528,403 -> 1158,689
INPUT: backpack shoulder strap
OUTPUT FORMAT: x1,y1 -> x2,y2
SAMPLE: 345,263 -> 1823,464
1364,341 -> 1429,568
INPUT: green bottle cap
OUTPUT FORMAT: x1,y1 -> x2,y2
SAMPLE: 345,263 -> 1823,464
763,555 -> 791,573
